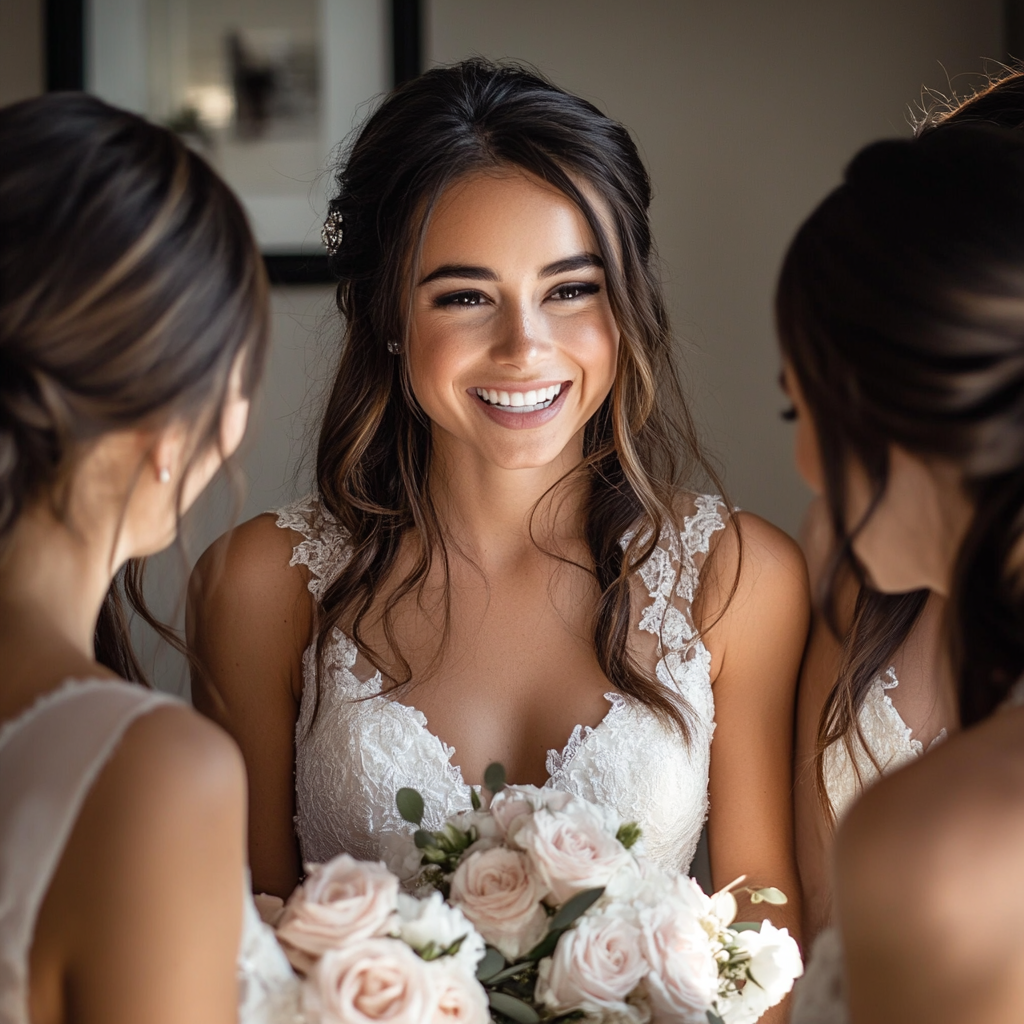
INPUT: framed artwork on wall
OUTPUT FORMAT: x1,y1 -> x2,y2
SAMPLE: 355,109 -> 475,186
46,0 -> 421,283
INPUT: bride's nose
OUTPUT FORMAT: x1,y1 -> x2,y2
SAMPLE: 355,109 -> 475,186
491,301 -> 551,367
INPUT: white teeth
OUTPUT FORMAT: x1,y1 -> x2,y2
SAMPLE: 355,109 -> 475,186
475,383 -> 565,413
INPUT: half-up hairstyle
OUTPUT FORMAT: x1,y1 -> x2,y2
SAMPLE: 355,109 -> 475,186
0,93 -> 269,680
315,59 -> 731,736
778,124 -> 1024,815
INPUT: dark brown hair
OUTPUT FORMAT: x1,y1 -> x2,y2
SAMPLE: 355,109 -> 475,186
314,59 -> 732,736
778,122 -> 1024,814
0,93 -> 269,680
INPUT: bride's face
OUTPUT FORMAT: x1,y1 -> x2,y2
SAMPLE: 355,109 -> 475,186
407,168 -> 620,472
783,362 -> 971,596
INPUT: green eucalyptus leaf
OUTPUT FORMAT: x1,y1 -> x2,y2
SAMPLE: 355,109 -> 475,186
488,991 -> 540,1024
476,947 -> 505,981
484,762 -> 507,794
706,1011 -> 726,1024
731,921 -> 762,932
414,829 -> 439,850
750,886 -> 788,905
615,822 -> 642,849
396,788 -> 424,826
484,962 -> 535,985
550,887 -> 605,931
418,941 -> 438,961
421,847 -> 449,865
470,786 -> 482,810
443,935 -> 466,957
523,928 -> 563,962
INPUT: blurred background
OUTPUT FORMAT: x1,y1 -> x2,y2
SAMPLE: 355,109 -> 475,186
0,0 -> 1008,692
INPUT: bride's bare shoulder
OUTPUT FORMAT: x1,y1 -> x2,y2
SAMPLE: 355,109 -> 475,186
836,710 -> 1024,1018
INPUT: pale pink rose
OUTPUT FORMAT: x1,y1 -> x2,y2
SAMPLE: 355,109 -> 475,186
488,785 -> 572,842
277,855 -> 399,973
535,914 -> 648,1022
638,899 -> 718,1022
449,848 -> 549,961
430,961 -> 490,1024
303,937 -> 436,1024
515,802 -> 635,904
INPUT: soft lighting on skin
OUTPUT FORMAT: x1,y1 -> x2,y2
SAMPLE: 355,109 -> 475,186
407,168 -> 620,479
781,362 -> 972,596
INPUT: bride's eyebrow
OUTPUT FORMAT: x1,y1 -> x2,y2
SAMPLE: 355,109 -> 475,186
419,264 -> 498,285
540,252 -> 604,277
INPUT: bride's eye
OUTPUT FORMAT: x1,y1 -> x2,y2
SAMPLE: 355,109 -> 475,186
434,290 -> 488,308
551,282 -> 600,301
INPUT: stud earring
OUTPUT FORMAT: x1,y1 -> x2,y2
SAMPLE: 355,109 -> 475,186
387,339 -> 401,355
158,467 -> 171,484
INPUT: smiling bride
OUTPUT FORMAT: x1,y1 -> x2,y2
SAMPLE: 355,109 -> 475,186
189,61 -> 809,993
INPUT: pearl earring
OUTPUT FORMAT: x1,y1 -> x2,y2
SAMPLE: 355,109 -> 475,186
158,467 -> 171,484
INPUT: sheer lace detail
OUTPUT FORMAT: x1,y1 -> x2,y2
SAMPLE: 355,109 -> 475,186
280,493 -> 726,876
0,680 -> 301,1024
823,667 -> 948,822
791,927 -> 848,1024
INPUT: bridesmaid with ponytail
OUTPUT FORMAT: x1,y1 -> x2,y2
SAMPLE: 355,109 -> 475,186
782,111 -> 1024,1022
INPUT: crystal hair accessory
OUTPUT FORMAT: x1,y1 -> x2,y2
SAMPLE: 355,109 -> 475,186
321,209 -> 343,254
387,339 -> 401,355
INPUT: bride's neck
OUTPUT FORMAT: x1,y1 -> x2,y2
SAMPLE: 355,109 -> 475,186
429,434 -> 588,564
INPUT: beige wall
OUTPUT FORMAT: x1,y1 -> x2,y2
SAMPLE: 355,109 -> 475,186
428,0 -> 1003,535
0,0 -> 43,105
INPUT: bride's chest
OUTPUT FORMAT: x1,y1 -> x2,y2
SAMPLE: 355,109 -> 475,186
351,562 -> 627,786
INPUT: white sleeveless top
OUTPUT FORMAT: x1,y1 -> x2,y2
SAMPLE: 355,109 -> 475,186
823,667 -> 948,821
276,491 -> 727,877
0,679 -> 300,1024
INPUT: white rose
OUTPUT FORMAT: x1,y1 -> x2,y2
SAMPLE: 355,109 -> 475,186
515,802 -> 636,905
449,847 -> 549,961
489,785 -> 573,843
719,921 -> 803,1024
395,892 -> 486,975
535,914 -> 649,1023
276,855 -> 399,973
379,830 -> 426,885
429,960 -> 490,1024
638,898 -> 719,1022
303,937 -> 436,1024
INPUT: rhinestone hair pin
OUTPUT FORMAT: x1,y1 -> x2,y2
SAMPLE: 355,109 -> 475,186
321,209 -> 343,254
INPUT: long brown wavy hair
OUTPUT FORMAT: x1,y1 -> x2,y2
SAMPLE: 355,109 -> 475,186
0,93 -> 269,682
312,59 -> 734,738
778,118 -> 1024,818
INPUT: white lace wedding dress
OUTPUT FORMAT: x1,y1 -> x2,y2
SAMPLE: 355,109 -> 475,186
275,491 -> 727,877
792,669 -> 949,1023
0,679 -> 301,1024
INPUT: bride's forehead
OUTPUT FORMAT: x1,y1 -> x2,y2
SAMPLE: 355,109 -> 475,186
419,168 -> 613,267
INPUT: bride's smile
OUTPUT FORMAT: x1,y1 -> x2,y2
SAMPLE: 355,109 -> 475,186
409,168 -> 619,472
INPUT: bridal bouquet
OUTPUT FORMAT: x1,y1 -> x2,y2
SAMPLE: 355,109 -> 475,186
268,854 -> 491,1023
380,764 -> 803,1024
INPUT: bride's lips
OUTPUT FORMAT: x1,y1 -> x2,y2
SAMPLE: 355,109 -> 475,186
469,380 -> 573,430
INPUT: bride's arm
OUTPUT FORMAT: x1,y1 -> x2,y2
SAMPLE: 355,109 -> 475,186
32,706 -> 246,1024
188,513 -> 312,898
698,511 -> 809,939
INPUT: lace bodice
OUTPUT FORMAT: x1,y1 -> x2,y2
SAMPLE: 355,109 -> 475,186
823,667 -> 948,821
0,679 -> 300,1024
277,492 -> 726,877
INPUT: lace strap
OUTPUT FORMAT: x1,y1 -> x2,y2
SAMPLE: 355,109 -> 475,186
274,494 -> 352,602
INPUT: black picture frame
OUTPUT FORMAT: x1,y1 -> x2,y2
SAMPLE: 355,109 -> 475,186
47,0 -> 423,285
